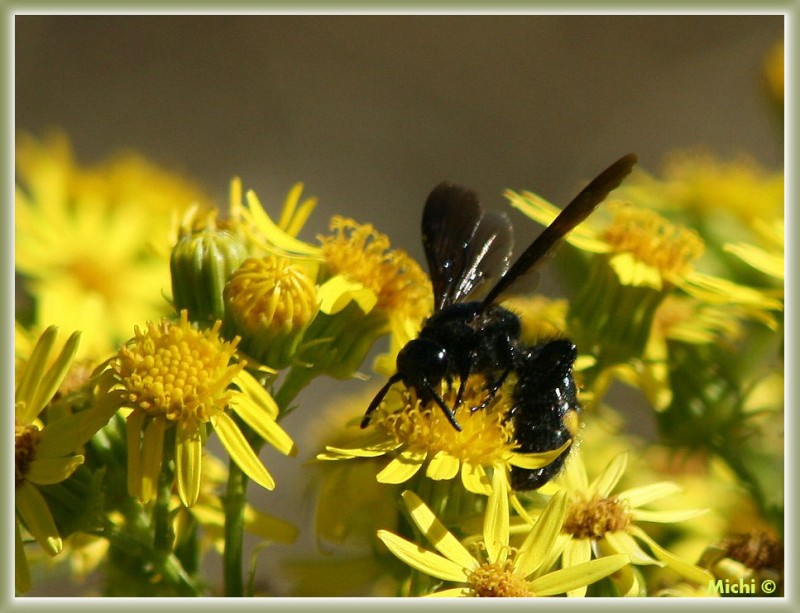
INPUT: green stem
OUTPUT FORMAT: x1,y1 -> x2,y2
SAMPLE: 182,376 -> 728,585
223,456 -> 248,597
222,377 -> 307,596
153,456 -> 175,556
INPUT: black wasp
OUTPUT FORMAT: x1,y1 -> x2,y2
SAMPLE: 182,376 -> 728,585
361,154 -> 637,490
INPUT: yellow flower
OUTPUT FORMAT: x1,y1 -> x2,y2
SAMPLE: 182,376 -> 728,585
377,470 -> 628,596
15,132 -> 212,357
551,451 -> 712,596
15,327 -> 116,593
319,374 -> 571,496
96,311 -> 296,507
508,188 -> 780,310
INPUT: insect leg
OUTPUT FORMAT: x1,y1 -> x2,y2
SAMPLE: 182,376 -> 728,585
360,374 -> 402,428
424,383 -> 463,431
471,366 -> 513,413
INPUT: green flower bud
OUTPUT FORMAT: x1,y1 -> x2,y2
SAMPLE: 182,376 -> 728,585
170,229 -> 247,325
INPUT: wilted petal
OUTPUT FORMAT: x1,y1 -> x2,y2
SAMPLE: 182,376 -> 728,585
376,449 -> 426,484
377,530 -> 469,583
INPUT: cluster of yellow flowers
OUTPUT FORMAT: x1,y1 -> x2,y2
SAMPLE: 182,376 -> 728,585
14,43 -> 783,598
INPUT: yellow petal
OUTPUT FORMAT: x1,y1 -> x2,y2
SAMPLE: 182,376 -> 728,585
631,508 -> 708,524
628,526 -> 714,585
376,449 -> 426,484
509,439 -> 571,470
724,242 -> 783,279
26,454 -> 84,485
601,531 -> 661,565
140,417 -> 167,503
229,393 -> 296,457
377,530 -> 469,583
175,420 -> 203,507
484,469 -> 509,564
515,491 -> 568,578
212,412 -> 276,490
426,451 -> 460,480
530,554 -> 629,596
243,506 -> 298,544
318,275 -> 378,315
617,481 -> 682,507
401,491 -> 477,571
125,410 -> 145,499
589,452 -> 628,498
609,253 -> 662,289
15,519 -> 32,593
425,588 -> 471,597
15,326 -> 59,422
231,369 -> 279,419
245,189 -> 322,257
559,451 -> 589,493
562,537 -> 593,597
25,330 -> 81,424
37,386 -> 126,456
321,439 -> 400,459
15,481 -> 62,556
460,462 -> 491,495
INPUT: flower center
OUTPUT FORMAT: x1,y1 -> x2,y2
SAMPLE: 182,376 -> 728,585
377,376 -> 516,466
468,559 -> 532,597
225,255 -> 318,333
601,203 -> 704,280
113,312 -> 243,424
563,494 -> 632,539
319,217 -> 432,321
15,421 -> 40,487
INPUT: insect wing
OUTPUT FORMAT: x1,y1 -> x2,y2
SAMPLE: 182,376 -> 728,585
422,182 -> 514,310
481,153 -> 637,308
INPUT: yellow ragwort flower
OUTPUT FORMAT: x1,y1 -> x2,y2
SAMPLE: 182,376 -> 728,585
319,374 -> 571,495
377,470 -> 629,596
96,311 -> 296,507
15,327 -> 117,593
550,450 -> 712,596
15,131 -> 212,357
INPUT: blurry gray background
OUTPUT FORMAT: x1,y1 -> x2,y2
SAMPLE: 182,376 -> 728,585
15,14 -> 784,596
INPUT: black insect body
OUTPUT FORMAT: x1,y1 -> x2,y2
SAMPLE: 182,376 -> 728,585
361,154 -> 637,489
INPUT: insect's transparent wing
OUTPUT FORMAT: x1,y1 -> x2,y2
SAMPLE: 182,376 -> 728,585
481,154 -> 637,308
422,182 -> 514,310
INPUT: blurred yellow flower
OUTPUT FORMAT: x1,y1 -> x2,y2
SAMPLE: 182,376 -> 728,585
15,131 -> 213,357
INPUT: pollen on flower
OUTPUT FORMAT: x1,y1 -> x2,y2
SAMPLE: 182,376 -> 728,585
225,255 -> 318,333
468,559 -> 532,597
602,203 -> 704,281
563,494 -> 632,539
319,217 -> 432,321
375,376 -> 516,466
15,421 -> 40,487
113,311 -> 243,424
